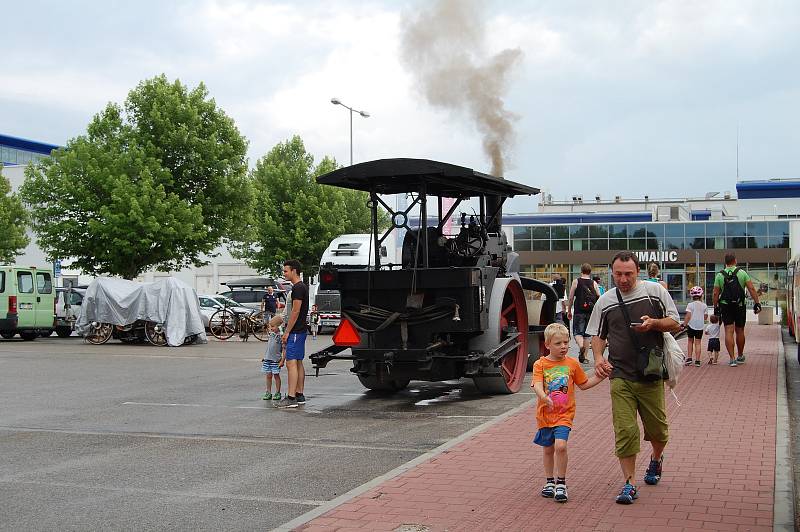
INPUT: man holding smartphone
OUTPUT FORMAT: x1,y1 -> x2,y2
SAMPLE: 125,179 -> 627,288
585,251 -> 680,505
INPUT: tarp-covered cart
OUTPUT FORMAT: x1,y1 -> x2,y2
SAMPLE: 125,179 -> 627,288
76,277 -> 208,346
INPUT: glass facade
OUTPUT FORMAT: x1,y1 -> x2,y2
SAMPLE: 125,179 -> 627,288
512,221 -> 790,252
0,145 -> 49,165
514,220 -> 791,307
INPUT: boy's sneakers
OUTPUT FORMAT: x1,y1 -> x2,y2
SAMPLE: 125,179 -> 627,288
261,392 -> 271,400
296,393 -> 307,405
644,456 -> 663,485
684,358 -> 694,366
729,359 -> 738,367
694,360 -> 701,367
540,482 -> 555,498
578,346 -> 587,364
736,355 -> 746,364
272,392 -> 281,401
275,396 -> 298,409
615,482 -> 638,504
554,485 -> 568,503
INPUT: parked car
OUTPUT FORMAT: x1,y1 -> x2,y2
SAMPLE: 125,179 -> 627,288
218,288 -> 287,312
197,294 -> 254,329
0,264 -> 55,340
54,287 -> 86,337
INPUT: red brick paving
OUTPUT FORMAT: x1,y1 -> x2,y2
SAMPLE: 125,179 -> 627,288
297,325 -> 780,532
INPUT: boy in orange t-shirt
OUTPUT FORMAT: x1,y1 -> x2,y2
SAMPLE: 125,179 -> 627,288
532,322 -> 606,503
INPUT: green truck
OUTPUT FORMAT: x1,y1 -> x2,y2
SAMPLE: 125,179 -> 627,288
0,265 -> 56,340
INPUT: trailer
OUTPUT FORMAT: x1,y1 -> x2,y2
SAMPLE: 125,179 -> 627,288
309,159 -> 558,394
314,234 -> 387,329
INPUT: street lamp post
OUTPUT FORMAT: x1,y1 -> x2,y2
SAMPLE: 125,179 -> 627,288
330,97 -> 370,166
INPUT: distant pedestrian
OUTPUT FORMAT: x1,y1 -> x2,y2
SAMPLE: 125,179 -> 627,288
681,286 -> 708,366
567,263 -> 599,363
593,275 -> 606,296
275,259 -> 310,409
261,286 -> 278,320
646,262 -> 668,290
705,314 -> 721,365
550,274 -> 567,325
309,304 -> 320,340
532,323 -> 606,503
586,251 -> 680,505
711,253 -> 762,366
260,322 -> 283,401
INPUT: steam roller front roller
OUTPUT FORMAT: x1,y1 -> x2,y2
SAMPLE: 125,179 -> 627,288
471,277 -> 529,394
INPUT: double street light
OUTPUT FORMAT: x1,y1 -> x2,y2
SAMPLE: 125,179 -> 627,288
330,97 -> 370,166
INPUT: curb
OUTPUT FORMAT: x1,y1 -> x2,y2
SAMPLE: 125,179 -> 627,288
271,397 -> 534,532
775,328 -> 795,531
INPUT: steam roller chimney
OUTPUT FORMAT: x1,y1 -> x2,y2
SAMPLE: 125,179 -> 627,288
485,194 -> 502,233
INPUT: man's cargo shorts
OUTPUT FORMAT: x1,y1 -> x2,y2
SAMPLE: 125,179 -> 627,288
610,378 -> 669,458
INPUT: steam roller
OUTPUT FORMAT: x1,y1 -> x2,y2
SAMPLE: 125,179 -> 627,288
309,159 -> 558,394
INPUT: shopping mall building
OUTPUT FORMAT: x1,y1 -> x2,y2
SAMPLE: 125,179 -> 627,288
503,184 -> 800,307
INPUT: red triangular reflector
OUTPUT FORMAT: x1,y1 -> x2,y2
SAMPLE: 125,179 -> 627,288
333,318 -> 361,346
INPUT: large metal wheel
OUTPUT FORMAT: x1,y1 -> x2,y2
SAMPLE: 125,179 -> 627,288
144,321 -> 168,346
1,332 -> 15,339
471,278 -> 529,394
209,309 -> 237,340
85,323 -> 113,345
250,311 -> 269,342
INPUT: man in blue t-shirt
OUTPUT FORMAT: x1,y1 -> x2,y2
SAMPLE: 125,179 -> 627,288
260,286 -> 278,319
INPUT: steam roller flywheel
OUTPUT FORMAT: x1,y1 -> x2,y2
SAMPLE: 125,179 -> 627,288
471,277 -> 529,394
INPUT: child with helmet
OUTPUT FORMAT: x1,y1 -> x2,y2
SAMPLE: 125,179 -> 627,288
681,286 -> 708,366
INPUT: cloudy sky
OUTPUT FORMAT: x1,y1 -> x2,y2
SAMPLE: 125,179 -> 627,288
3,0 -> 799,213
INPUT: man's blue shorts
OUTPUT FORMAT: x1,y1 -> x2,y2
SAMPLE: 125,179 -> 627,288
533,425 -> 571,447
285,332 -> 307,360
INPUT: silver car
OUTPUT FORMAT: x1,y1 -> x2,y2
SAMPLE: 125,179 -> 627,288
197,294 -> 254,329
54,287 -> 86,337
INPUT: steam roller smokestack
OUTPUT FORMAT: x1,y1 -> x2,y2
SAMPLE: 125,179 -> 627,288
486,194 -> 502,233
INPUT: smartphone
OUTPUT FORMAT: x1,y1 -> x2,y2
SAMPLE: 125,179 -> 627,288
629,322 -> 643,327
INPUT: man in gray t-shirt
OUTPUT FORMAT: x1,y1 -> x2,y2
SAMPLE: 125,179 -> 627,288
586,251 -> 680,505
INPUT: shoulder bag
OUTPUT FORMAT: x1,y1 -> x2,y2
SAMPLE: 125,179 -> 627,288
615,289 -> 665,381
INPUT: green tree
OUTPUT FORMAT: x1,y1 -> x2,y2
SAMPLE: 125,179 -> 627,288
231,136 -> 375,276
20,75 -> 252,279
0,164 -> 30,262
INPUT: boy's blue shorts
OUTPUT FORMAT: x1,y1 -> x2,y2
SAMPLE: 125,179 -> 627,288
285,332 -> 307,360
260,360 -> 280,375
533,425 -> 571,447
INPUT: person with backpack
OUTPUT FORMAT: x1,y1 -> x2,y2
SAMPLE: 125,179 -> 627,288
567,263 -> 600,363
711,253 -> 762,366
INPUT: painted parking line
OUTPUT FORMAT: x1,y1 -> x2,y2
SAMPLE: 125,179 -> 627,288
122,402 -> 496,420
0,479 -> 325,507
0,425 -> 430,453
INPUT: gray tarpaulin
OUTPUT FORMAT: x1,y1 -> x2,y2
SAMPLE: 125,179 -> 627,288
76,277 -> 208,346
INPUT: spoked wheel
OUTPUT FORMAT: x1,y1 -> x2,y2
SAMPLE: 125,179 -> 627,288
209,309 -> 237,340
472,278 -> 529,394
85,322 -> 113,345
250,311 -> 269,342
144,322 -> 168,346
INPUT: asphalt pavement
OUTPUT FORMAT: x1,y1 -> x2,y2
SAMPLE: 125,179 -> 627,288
0,334 -> 534,531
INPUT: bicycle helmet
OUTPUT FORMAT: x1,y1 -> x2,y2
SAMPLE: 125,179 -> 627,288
689,286 -> 703,298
